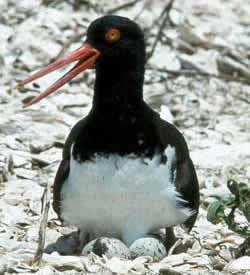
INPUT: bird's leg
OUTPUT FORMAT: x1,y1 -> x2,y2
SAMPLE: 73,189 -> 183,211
165,227 -> 194,254
76,229 -> 89,254
164,227 -> 177,251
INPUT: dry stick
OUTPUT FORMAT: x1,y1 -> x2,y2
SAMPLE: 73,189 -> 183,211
147,0 -> 176,60
54,32 -> 86,61
192,235 -> 229,263
159,268 -> 182,275
0,264 -> 7,275
73,0 -> 98,11
33,184 -> 50,265
238,95 -> 250,104
107,0 -> 143,14
133,0 -> 148,21
42,0 -> 62,7
148,67 -> 250,86
62,103 -> 88,110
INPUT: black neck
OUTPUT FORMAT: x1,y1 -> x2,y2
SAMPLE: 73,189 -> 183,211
73,57 -> 163,160
92,56 -> 145,113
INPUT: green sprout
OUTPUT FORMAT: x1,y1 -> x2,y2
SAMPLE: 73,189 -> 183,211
207,179 -> 250,257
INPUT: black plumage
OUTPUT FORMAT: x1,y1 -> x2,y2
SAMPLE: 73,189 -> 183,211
53,15 -> 199,250
19,15 -> 199,252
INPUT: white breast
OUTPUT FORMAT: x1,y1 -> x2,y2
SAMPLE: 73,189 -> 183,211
60,145 -> 193,245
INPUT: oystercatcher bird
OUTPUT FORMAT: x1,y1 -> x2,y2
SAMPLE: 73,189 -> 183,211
18,15 -> 199,254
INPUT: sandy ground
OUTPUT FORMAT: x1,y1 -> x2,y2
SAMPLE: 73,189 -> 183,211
0,0 -> 250,274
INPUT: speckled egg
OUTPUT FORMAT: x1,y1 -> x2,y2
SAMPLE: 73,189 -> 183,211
81,237 -> 131,259
129,237 -> 167,260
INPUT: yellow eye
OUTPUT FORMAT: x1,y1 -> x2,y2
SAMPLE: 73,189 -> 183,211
105,28 -> 121,43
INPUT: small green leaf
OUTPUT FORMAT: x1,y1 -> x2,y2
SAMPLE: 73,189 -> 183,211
207,200 -> 224,224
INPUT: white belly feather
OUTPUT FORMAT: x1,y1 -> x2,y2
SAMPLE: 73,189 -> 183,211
61,145 -> 192,245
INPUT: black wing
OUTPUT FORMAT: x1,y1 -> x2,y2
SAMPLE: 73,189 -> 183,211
156,115 -> 200,231
176,156 -> 199,230
52,116 -> 88,218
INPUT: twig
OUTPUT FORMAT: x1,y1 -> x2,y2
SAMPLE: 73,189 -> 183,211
53,33 -> 86,61
106,0 -> 143,14
159,268 -> 182,275
42,0 -> 61,7
168,239 -> 182,255
73,0 -> 98,11
147,66 -> 250,86
210,239 -> 236,248
192,235 -> 229,263
133,0 -> 148,21
147,0 -> 176,60
41,0 -> 52,5
62,103 -> 88,110
207,244 -> 230,263
238,95 -> 250,104
42,0 -> 98,10
0,264 -> 7,275
33,184 -> 50,266
158,0 -> 175,24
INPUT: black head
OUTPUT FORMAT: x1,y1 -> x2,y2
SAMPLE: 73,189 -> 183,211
86,15 -> 146,72
17,15 -> 146,107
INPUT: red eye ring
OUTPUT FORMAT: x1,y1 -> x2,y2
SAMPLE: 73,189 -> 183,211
105,28 -> 121,43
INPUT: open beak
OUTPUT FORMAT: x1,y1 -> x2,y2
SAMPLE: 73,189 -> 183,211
17,43 -> 100,107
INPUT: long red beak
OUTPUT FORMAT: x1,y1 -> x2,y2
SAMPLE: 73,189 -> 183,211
17,43 -> 100,107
